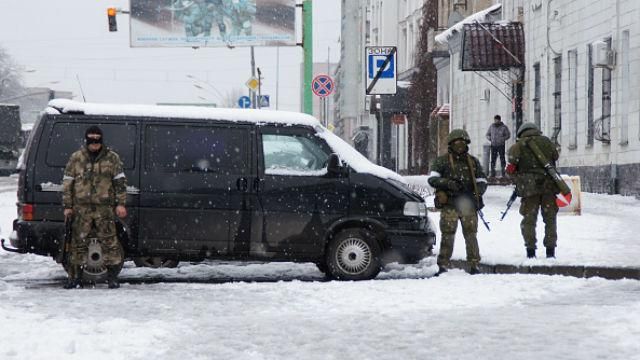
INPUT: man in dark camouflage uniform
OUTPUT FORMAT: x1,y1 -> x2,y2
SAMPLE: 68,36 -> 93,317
62,126 -> 127,289
506,122 -> 560,259
428,129 -> 487,275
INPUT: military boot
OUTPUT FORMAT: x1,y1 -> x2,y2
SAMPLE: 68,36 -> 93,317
546,247 -> 555,258
63,265 -> 83,289
469,264 -> 481,275
526,248 -> 536,258
106,266 -> 120,289
435,266 -> 448,277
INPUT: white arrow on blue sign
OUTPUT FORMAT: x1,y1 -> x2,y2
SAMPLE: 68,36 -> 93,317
238,96 -> 251,108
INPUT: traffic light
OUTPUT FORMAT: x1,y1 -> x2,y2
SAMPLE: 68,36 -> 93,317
107,7 -> 117,32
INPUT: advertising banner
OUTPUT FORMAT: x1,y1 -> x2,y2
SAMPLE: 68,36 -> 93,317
130,0 -> 297,47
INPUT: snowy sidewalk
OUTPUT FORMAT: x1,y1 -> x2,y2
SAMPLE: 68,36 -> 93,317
417,181 -> 640,280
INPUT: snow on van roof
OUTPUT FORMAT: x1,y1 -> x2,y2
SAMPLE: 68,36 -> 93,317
47,99 -> 320,127
47,99 -> 405,183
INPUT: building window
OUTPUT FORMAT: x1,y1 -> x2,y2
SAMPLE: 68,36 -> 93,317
586,43 -> 594,146
620,30 -> 629,145
597,37 -> 613,143
533,62 -> 541,128
568,50 -> 578,149
553,56 -> 562,145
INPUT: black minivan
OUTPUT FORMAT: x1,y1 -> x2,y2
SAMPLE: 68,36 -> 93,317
2,99 -> 435,281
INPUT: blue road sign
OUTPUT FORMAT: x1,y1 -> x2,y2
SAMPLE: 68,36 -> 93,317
238,96 -> 251,108
259,95 -> 270,108
312,74 -> 334,98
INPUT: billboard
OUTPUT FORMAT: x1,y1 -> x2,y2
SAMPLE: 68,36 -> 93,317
130,0 -> 297,47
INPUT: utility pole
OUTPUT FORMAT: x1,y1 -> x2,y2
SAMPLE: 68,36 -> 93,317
250,46 -> 257,109
257,67 -> 262,109
302,0 -> 313,115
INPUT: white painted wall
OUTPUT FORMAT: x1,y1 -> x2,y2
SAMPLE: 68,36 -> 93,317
524,0 -> 640,168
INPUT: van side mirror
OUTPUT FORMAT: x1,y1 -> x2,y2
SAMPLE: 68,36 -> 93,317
326,153 -> 343,175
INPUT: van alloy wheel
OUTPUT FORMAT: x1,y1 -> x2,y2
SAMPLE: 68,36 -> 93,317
133,256 -> 179,268
326,228 -> 381,281
336,238 -> 371,275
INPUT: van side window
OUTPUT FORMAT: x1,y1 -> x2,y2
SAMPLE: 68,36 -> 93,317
46,122 -> 136,169
145,124 -> 247,173
262,133 -> 329,175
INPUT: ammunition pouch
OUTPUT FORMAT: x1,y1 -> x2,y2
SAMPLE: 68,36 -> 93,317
434,190 -> 448,209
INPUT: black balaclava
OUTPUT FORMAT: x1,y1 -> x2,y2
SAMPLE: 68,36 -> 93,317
85,126 -> 103,148
450,140 -> 469,155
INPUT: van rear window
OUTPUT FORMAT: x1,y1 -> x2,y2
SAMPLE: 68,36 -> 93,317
145,124 -> 247,172
46,122 -> 137,169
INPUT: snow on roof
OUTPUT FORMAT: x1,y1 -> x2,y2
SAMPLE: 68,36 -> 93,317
47,99 -> 321,127
434,3 -> 502,45
46,99 -> 405,183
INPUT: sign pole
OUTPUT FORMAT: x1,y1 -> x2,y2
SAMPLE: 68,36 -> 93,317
303,0 -> 313,115
251,46 -> 257,109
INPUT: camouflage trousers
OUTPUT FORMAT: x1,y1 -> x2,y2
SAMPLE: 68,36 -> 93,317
70,206 -> 123,267
519,193 -> 559,250
437,205 -> 480,267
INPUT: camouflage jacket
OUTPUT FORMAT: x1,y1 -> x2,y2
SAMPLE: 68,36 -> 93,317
428,152 -> 488,200
62,147 -> 127,209
507,129 -> 559,197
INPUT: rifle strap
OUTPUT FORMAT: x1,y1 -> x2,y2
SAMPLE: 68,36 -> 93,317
465,155 -> 481,205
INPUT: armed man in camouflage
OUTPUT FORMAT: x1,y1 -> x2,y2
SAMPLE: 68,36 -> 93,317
62,126 -> 127,289
428,129 -> 487,275
506,122 -> 560,259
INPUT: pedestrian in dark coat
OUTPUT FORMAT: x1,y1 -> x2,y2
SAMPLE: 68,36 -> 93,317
485,115 -> 511,177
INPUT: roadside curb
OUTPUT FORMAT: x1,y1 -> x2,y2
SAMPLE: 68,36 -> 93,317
450,260 -> 640,280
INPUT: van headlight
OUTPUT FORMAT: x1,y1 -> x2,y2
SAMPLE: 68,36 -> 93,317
403,201 -> 427,217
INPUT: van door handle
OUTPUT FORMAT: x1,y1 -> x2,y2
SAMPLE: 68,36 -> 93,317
254,178 -> 264,191
236,177 -> 248,191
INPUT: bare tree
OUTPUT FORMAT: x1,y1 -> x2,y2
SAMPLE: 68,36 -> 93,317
0,47 -> 25,100
221,88 -> 247,108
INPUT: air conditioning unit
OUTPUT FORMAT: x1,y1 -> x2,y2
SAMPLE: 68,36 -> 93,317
593,40 -> 615,68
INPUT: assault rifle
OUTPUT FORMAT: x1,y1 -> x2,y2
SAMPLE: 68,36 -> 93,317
524,139 -> 572,197
451,179 -> 491,232
57,216 -> 73,264
500,189 -> 518,221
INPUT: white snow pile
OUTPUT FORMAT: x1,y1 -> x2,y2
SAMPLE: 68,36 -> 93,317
435,3 -> 502,44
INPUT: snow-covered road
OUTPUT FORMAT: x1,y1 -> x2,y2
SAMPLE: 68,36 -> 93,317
2,175 -> 640,359
1,271 -> 639,360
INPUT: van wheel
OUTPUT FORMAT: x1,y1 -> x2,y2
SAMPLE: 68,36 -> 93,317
133,256 -> 179,268
326,228 -> 381,280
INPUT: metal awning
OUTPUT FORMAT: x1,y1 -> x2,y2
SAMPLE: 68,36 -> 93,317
432,103 -> 450,118
461,22 -> 524,71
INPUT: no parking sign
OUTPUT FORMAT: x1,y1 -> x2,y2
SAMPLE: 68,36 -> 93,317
312,74 -> 334,98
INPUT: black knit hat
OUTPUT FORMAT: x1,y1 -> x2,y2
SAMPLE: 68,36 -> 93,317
85,125 -> 103,137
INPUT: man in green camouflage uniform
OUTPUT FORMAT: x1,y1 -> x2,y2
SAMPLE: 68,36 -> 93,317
428,129 -> 487,275
62,126 -> 127,289
506,122 -> 559,258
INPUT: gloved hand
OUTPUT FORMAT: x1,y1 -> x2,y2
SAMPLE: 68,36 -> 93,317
447,179 -> 463,192
505,163 -> 517,175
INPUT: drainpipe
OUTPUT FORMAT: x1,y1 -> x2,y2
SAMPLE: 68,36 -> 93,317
547,0 -> 561,145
